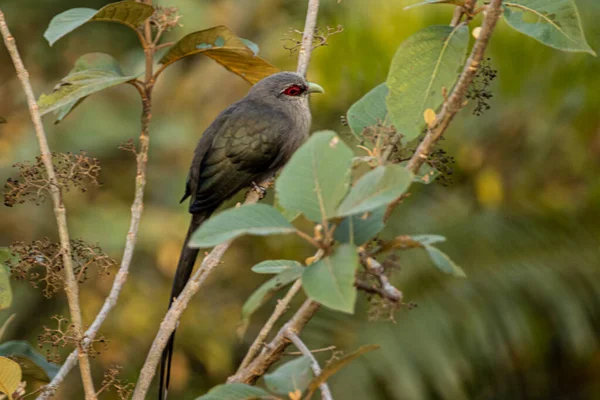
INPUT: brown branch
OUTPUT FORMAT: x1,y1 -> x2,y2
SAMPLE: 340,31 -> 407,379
0,9 -> 97,399
286,332 -> 333,400
37,4 -> 157,398
406,0 -> 503,175
297,0 -> 320,77
236,279 -> 303,372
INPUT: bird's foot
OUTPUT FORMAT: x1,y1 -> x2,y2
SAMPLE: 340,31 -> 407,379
250,181 -> 267,200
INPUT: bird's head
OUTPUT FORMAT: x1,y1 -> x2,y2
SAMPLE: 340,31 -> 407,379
247,72 -> 324,104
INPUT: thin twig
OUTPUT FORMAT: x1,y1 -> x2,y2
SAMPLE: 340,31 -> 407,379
0,9 -> 97,399
36,3 -> 157,398
285,345 -> 336,356
236,279 -> 303,372
297,0 -> 320,77
406,0 -> 503,175
228,299 -> 321,384
287,332 -> 333,400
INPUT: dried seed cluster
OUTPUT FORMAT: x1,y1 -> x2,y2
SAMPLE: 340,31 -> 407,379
4,151 -> 101,207
466,57 -> 498,116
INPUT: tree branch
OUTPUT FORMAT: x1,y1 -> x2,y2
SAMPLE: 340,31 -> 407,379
297,0 -> 320,77
286,332 -> 333,400
236,279 -> 303,373
0,9 -> 97,399
406,0 -> 503,175
36,7 -> 157,399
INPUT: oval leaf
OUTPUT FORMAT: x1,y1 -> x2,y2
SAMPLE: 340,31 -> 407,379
411,234 -> 446,245
504,0 -> 595,55
160,25 -> 280,84
302,244 -> 359,313
264,356 -> 313,396
189,204 -> 295,248
424,244 -> 466,277
0,248 -> 13,310
386,25 -> 469,141
0,341 -> 60,382
241,269 -> 302,324
276,131 -> 353,223
346,83 -> 388,138
334,206 -> 386,246
38,53 -> 139,117
251,260 -> 303,274
0,356 -> 21,400
44,2 -> 155,46
337,165 -> 413,217
195,383 -> 273,400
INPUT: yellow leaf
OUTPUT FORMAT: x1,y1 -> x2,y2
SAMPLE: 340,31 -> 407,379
423,108 -> 437,128
475,168 -> 503,209
0,357 -> 22,400
288,389 -> 302,400
472,27 -> 482,39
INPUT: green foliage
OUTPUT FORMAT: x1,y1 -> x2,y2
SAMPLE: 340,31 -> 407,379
159,25 -> 280,85
336,165 -> 413,217
334,206 -> 386,246
503,0 -> 595,55
37,53 -> 139,119
304,345 -> 379,399
251,260 -> 303,274
386,25 -> 469,141
302,244 -> 359,313
404,0 -> 462,10
276,131 -> 353,223
411,235 -> 465,277
0,341 -> 60,382
189,204 -> 296,248
241,268 -> 302,325
43,1 -> 154,46
346,83 -> 388,138
0,248 -> 12,310
194,383 -> 274,400
264,356 -> 313,396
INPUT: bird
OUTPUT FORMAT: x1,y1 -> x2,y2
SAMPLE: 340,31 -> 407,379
159,71 -> 324,400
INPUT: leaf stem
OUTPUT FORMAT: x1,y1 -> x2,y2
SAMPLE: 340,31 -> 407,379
286,331 -> 333,400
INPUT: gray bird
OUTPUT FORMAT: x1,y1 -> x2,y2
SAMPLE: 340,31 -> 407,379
159,71 -> 324,399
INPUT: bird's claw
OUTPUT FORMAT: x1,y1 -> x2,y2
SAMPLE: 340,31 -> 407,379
250,181 -> 267,199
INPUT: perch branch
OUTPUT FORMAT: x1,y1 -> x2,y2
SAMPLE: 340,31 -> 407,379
287,332 -> 333,400
132,0 -> 323,397
0,9 -> 97,399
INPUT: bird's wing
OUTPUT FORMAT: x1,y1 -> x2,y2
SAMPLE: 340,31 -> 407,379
188,103 -> 290,214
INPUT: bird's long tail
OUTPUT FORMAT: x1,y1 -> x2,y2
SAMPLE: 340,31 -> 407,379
159,212 -> 209,400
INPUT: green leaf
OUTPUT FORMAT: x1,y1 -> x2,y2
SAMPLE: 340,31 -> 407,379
251,260 -> 303,274
411,234 -> 446,245
0,315 -> 16,342
386,25 -> 469,141
44,1 -> 155,46
404,0 -> 462,10
424,244 -> 466,277
337,165 -> 413,217
346,83 -> 388,138
38,53 -> 139,117
0,248 -> 13,310
160,25 -> 280,84
241,269 -> 302,324
189,204 -> 296,248
276,131 -> 353,223
264,356 -> 313,396
0,357 -> 21,400
504,0 -> 595,55
273,195 -> 300,222
302,244 -> 359,313
334,206 -> 386,246
195,383 -> 274,400
304,344 -> 380,399
0,341 -> 60,382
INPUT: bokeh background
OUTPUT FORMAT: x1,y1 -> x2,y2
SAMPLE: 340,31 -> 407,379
1,0 -> 600,399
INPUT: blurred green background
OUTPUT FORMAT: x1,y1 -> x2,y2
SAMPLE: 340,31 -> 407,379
1,0 -> 600,399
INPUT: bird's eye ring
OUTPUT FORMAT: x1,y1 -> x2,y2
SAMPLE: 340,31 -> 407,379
282,84 -> 305,96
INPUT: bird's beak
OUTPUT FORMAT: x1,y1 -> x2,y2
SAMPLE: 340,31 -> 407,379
307,82 -> 325,94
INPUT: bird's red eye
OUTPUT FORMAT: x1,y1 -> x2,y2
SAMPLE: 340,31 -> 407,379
282,84 -> 304,96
